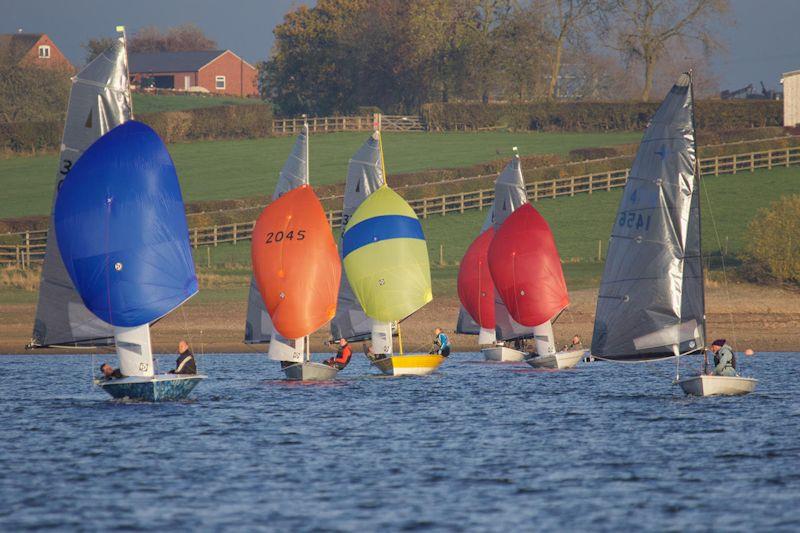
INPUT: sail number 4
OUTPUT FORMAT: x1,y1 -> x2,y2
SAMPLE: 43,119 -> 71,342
265,230 -> 306,244
618,211 -> 651,231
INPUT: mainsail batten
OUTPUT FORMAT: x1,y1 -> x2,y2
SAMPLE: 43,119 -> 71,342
31,38 -> 132,348
592,74 -> 704,360
330,133 -> 384,341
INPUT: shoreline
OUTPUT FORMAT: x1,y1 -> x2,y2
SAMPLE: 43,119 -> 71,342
2,283 -> 799,355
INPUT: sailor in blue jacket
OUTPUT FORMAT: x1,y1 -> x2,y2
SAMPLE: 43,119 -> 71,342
708,339 -> 737,376
431,328 -> 451,357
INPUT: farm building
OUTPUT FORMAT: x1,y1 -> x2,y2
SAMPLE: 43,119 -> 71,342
782,70 -> 800,127
128,50 -> 258,96
0,32 -> 74,72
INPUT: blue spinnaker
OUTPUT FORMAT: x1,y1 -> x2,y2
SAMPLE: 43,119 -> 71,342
54,121 -> 198,327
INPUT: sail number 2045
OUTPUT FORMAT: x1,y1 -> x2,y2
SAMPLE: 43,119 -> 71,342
618,211 -> 652,231
265,230 -> 306,244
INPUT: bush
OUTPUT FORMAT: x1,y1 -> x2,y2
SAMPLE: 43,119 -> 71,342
421,100 -> 783,132
742,195 -> 800,284
0,104 -> 274,153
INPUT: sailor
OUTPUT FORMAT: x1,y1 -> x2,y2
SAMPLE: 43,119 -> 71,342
169,340 -> 198,375
562,335 -> 583,351
324,338 -> 353,370
99,363 -> 123,380
432,328 -> 451,357
708,339 -> 737,377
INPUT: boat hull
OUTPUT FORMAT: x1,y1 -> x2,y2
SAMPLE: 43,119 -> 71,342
282,362 -> 339,381
676,374 -> 757,396
98,374 -> 205,401
481,346 -> 526,362
525,349 -> 585,370
371,354 -> 445,376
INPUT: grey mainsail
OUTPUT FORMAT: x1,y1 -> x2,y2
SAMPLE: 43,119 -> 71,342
591,73 -> 704,360
330,132 -> 384,341
492,156 -> 536,342
30,38 -> 132,347
244,127 -> 309,343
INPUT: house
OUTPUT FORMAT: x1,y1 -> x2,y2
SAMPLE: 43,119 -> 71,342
128,50 -> 258,97
0,32 -> 74,72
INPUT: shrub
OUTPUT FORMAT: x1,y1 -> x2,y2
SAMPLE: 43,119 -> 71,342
742,195 -> 800,284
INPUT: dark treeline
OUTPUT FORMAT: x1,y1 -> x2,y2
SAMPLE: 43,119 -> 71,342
261,0 -> 730,116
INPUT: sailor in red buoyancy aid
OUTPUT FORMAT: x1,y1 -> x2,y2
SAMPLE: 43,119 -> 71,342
323,338 -> 353,370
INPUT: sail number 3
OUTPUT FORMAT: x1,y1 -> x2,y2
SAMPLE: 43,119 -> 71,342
618,211 -> 651,231
265,230 -> 306,244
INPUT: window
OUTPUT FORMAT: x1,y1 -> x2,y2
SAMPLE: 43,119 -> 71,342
215,76 -> 226,90
38,45 -> 50,59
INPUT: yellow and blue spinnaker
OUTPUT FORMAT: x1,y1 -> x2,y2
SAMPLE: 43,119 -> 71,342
342,186 -> 432,322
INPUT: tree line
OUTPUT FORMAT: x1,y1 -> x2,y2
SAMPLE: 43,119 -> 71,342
261,0 -> 730,116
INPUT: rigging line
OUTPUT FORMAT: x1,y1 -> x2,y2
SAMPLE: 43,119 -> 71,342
700,179 -> 738,348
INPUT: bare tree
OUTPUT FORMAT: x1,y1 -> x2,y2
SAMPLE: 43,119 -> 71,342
612,0 -> 730,101
540,0 -> 608,99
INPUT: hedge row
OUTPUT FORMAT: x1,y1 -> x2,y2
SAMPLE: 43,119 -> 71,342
421,100 -> 783,132
0,104 -> 273,154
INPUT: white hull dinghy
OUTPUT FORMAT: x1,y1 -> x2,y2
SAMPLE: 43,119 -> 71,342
282,361 -> 339,381
98,374 -> 205,401
525,349 -> 585,370
676,374 -> 757,397
481,346 -> 526,362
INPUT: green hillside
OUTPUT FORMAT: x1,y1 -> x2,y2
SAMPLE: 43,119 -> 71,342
132,93 -> 261,113
0,130 -> 640,219
196,166 -> 800,296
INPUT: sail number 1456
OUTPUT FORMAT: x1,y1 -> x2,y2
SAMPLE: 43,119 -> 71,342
618,211 -> 652,231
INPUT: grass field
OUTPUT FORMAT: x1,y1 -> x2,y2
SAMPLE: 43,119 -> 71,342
192,165 -> 799,296
131,93 -> 260,113
0,130 -> 641,219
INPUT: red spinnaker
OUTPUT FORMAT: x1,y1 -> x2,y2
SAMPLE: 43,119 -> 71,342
487,203 -> 569,327
251,185 -> 341,339
457,228 -> 495,329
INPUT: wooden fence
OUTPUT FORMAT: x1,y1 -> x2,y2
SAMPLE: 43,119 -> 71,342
4,146 -> 799,268
271,114 -> 426,135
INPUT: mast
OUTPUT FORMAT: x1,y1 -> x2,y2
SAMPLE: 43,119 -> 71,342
689,71 -> 708,346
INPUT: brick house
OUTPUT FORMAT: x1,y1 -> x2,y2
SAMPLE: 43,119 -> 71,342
128,50 -> 258,96
0,32 -> 74,72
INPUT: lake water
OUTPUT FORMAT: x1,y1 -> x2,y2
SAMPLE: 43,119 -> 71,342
0,352 -> 798,531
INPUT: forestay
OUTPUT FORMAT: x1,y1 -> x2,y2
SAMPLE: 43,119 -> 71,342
244,127 -> 309,344
330,133 -> 385,341
592,73 -> 704,360
491,157 -> 536,342
31,38 -> 131,347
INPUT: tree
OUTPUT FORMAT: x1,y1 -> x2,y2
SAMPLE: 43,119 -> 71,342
540,0 -> 608,99
612,0 -> 730,101
129,24 -> 217,53
0,64 -> 70,122
82,37 -> 116,64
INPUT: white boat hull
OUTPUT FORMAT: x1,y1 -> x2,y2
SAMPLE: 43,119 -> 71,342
371,354 -> 445,376
97,374 -> 205,401
481,346 -> 526,362
525,349 -> 585,369
676,374 -> 757,396
282,362 -> 339,381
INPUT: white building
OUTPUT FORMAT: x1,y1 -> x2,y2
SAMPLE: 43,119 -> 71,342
782,70 -> 800,127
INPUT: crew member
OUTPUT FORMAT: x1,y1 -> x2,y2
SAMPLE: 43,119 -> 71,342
431,328 -> 451,357
562,335 -> 583,351
169,340 -> 198,375
708,339 -> 737,377
324,338 -> 353,370
99,363 -> 123,380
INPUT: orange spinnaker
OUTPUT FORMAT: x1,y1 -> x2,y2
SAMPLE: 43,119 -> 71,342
251,185 -> 341,339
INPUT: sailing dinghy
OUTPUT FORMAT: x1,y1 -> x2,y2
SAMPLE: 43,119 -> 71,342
341,132 -> 443,376
247,124 -> 342,380
55,120 -> 202,401
591,73 -> 756,396
30,30 -> 203,401
488,203 -> 583,369
456,227 -> 501,354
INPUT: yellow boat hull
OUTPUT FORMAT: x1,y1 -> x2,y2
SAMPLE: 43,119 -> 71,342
372,354 -> 445,376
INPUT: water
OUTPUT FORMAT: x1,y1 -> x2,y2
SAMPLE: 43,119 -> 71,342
1,353 -> 798,531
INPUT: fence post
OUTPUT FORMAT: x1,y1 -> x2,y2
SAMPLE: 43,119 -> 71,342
751,152 -> 755,172
786,148 -> 791,167
441,195 -> 446,216
439,244 -> 444,266
597,240 -> 602,262
768,150 -> 772,170
570,177 -> 575,197
606,171 -> 612,191
478,189 -> 483,210
233,223 -> 238,244
193,228 -> 198,248
213,225 -> 218,247
460,193 -> 465,214
732,154 -> 737,174
422,199 -> 428,219
714,156 -> 719,175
